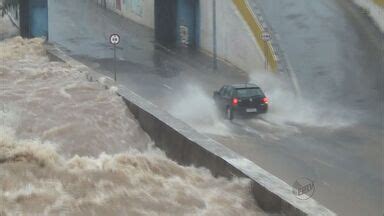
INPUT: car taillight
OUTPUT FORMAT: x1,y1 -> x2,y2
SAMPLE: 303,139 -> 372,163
232,98 -> 238,105
262,97 -> 269,104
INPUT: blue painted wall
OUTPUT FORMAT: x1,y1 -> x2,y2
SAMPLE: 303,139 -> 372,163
176,0 -> 199,48
29,0 -> 48,38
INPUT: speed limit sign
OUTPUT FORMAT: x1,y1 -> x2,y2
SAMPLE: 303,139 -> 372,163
110,33 -> 120,81
262,32 -> 271,41
110,33 -> 120,45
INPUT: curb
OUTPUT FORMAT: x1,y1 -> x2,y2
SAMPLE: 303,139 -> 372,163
45,43 -> 336,216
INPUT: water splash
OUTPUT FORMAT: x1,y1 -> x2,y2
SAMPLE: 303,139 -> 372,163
250,72 -> 359,129
168,84 -> 231,136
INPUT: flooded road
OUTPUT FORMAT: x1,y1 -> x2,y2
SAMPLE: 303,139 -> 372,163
251,0 -> 383,116
47,0 -> 382,215
247,0 -> 383,215
0,37 -> 266,215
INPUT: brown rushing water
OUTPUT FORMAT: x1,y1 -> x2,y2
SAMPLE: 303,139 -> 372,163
0,37 -> 266,215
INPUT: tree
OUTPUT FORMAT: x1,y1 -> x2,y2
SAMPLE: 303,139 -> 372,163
1,0 -> 19,17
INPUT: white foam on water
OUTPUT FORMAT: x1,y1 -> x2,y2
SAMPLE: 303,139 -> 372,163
0,129 -> 264,215
0,37 -> 266,215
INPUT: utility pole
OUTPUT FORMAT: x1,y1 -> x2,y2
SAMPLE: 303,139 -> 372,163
213,0 -> 217,70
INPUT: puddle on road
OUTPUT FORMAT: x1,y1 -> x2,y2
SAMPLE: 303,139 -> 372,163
0,37 -> 266,216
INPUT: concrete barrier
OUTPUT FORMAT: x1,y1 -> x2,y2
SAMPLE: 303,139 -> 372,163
45,43 -> 336,216
232,0 -> 278,72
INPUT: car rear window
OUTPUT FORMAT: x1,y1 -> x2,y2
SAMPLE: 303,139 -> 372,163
235,88 -> 263,97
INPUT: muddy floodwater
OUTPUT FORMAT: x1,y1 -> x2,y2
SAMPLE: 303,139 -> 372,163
0,37 -> 266,215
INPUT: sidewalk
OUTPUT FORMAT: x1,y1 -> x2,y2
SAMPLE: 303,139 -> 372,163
49,0 -> 249,108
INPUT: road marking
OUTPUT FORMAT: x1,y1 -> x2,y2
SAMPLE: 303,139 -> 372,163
162,84 -> 173,90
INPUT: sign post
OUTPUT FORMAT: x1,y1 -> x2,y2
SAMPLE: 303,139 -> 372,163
109,33 -> 120,81
213,0 -> 217,70
262,31 -> 271,73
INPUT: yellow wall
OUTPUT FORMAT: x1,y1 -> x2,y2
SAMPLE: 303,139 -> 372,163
373,0 -> 384,7
232,0 -> 277,72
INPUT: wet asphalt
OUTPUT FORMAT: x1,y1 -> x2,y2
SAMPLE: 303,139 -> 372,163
247,0 -> 383,215
48,0 -> 383,215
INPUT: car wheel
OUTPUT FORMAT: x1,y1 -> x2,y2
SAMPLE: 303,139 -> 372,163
226,107 -> 234,120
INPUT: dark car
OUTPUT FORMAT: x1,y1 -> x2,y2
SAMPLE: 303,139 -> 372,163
213,84 -> 268,120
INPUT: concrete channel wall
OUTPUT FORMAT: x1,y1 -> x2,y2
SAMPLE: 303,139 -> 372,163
45,44 -> 336,216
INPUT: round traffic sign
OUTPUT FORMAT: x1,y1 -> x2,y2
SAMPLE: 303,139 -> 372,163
110,33 -> 120,45
262,32 -> 271,41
